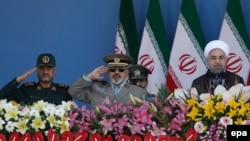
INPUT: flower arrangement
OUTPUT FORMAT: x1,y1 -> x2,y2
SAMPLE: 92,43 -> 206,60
68,87 -> 198,141
0,84 -> 249,141
174,83 -> 250,140
0,99 -> 75,140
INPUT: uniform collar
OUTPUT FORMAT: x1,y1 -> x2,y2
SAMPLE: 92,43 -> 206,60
36,82 -> 56,91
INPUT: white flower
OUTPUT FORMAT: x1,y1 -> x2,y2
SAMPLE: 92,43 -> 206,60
214,85 -> 227,95
15,119 -> 29,134
33,100 -> 46,112
174,88 -> 189,101
228,83 -> 244,98
242,120 -> 250,125
29,109 -> 40,117
55,106 -> 66,117
5,121 -> 15,132
219,116 -> 233,126
61,101 -> 73,111
43,104 -> 56,116
239,86 -> 250,103
31,117 -> 46,131
194,121 -> 205,133
4,106 -> 19,121
190,87 -> 199,100
199,93 -> 211,102
19,106 -> 30,116
0,117 -> 5,130
47,114 -> 58,128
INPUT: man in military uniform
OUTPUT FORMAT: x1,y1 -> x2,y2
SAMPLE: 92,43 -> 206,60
128,64 -> 154,100
0,53 -> 72,105
68,53 -> 148,109
128,64 -> 151,89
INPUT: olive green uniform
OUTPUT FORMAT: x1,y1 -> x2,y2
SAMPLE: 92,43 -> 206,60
0,78 -> 72,105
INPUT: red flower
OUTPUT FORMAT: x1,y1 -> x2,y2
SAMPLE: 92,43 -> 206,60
130,134 -> 142,141
47,129 -> 59,141
89,133 -> 102,141
21,133 -> 31,141
74,131 -> 88,141
0,133 -> 6,141
144,133 -> 156,141
9,132 -> 21,141
118,134 -> 130,141
32,131 -> 44,141
185,128 -> 198,141
61,131 -> 74,141
171,135 -> 183,141
158,135 -> 171,141
101,134 -> 113,141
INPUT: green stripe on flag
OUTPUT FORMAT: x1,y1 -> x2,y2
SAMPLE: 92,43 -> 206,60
227,0 -> 250,59
119,0 -> 139,62
181,0 -> 206,50
181,0 -> 208,68
147,0 -> 170,65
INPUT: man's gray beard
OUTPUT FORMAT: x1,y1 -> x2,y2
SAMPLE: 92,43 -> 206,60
110,77 -> 123,85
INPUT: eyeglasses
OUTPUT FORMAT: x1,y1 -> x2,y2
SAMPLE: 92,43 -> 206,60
109,68 -> 126,73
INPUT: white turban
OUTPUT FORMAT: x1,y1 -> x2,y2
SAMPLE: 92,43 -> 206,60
204,40 -> 230,58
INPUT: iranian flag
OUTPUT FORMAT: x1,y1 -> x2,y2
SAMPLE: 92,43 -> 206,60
115,0 -> 139,62
219,0 -> 250,85
166,0 -> 208,92
137,0 -> 170,95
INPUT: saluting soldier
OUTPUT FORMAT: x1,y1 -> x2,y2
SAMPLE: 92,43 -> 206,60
0,53 -> 72,105
68,53 -> 148,109
128,64 -> 154,100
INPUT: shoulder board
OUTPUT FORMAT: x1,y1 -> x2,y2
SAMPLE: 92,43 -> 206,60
24,82 -> 36,87
56,83 -> 68,88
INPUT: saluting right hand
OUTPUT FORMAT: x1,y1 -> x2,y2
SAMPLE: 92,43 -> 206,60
16,67 -> 36,83
87,66 -> 108,81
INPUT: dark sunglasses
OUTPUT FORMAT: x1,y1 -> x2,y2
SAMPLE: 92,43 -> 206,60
109,68 -> 126,73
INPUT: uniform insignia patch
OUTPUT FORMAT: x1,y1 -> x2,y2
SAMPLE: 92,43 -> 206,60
56,84 -> 68,88
25,82 -> 35,86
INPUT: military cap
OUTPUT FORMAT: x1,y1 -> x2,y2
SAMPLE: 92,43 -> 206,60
36,53 -> 56,67
103,53 -> 133,66
129,64 -> 151,79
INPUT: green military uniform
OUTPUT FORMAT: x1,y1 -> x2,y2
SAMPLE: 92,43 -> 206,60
0,78 -> 72,105
128,64 -> 155,100
0,53 -> 72,105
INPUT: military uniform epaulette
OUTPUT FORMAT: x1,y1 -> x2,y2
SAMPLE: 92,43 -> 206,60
24,82 -> 36,87
55,83 -> 68,88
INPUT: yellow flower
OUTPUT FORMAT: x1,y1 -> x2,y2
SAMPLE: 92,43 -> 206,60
33,100 -> 45,112
58,119 -> 70,133
234,118 -> 243,125
186,98 -> 197,107
187,107 -> 199,120
203,108 -> 215,120
238,107 -> 246,117
15,119 -> 28,134
47,114 -> 58,128
241,102 -> 250,110
246,110 -> 250,119
227,99 -> 240,109
216,94 -> 223,101
31,117 -> 45,131
5,106 -> 18,121
10,100 -> 18,106
215,101 -> 225,114
227,108 -> 238,118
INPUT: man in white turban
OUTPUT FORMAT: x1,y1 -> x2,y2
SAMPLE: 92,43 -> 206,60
191,40 -> 244,94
